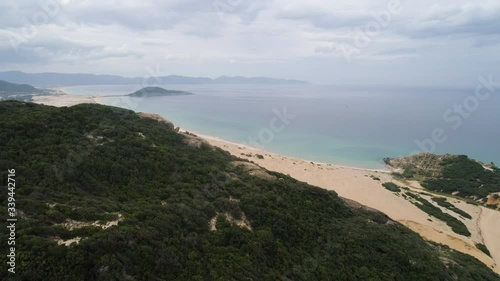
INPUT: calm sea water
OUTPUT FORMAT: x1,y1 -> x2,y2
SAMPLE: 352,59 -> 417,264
63,84 -> 500,169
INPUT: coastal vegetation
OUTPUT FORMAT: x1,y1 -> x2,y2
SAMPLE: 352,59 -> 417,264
0,80 -> 46,101
431,197 -> 472,219
0,101 -> 498,280
0,80 -> 64,102
385,153 -> 500,208
405,193 -> 471,237
382,182 -> 401,192
476,243 -> 492,257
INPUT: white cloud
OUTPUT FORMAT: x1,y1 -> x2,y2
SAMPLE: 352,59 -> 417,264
0,0 -> 499,86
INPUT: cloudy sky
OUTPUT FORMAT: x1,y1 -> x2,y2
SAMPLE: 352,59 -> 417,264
1,0 -> 499,86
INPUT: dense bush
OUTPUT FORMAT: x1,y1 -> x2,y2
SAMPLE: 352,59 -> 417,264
0,101 -> 498,281
382,182 -> 401,192
431,197 -> 472,219
422,156 -> 500,200
406,193 -> 471,237
476,243 -> 491,257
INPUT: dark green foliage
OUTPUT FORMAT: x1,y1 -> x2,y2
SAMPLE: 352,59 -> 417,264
405,193 -> 471,237
422,155 -> 500,200
0,101 -> 498,281
255,154 -> 265,159
476,244 -> 491,257
403,166 -> 416,178
391,172 -> 403,179
2,96 -> 33,102
382,182 -> 401,192
431,197 -> 472,219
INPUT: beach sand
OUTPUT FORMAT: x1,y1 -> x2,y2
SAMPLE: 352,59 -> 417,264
32,95 -> 96,107
32,94 -> 500,274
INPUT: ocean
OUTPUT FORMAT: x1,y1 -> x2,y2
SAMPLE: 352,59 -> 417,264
62,84 -> 500,169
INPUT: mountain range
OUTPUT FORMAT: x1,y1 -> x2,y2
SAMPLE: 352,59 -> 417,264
0,71 -> 309,87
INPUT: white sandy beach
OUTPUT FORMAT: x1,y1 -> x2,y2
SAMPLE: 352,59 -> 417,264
33,94 -> 500,274
33,95 -> 96,107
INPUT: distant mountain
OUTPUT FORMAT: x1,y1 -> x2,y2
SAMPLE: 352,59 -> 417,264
0,71 -> 309,87
213,75 -> 307,85
0,80 -> 41,94
0,80 -> 63,102
0,71 -> 137,87
0,80 -> 46,101
129,87 -> 193,97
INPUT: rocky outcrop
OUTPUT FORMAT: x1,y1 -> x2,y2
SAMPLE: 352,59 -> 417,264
487,193 -> 500,209
182,132 -> 212,149
384,153 -> 455,177
209,212 -> 252,232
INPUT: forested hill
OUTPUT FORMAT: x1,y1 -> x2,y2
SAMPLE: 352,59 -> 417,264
1,101 -> 499,281
0,80 -> 40,93
0,80 -> 41,101
0,80 -> 59,102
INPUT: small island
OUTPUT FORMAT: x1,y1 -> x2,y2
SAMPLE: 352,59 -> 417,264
128,87 -> 193,97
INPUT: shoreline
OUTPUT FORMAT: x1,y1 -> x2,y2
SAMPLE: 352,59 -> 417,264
193,128 -> 500,274
30,94 -> 500,274
184,129 -> 392,174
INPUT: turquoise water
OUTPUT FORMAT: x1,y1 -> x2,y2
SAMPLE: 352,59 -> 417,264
63,84 -> 500,168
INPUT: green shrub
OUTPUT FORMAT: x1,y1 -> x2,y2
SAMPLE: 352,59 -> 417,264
421,156 -> 500,201
403,167 -> 415,178
431,197 -> 472,219
476,243 -> 491,257
382,182 -> 401,192
406,193 -> 471,237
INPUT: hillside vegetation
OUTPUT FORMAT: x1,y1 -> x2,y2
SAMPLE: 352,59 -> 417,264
0,80 -> 41,101
385,153 -> 500,208
1,101 -> 499,281
0,80 -> 59,102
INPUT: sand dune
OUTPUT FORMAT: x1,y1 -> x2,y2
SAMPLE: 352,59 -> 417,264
32,95 -> 96,107
480,208 -> 500,272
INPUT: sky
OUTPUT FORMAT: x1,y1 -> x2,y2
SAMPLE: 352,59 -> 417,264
0,0 -> 499,87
